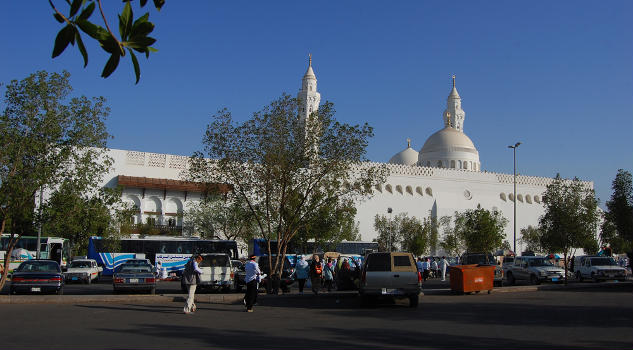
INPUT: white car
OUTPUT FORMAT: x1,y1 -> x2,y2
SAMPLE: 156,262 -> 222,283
576,256 -> 627,282
64,259 -> 103,284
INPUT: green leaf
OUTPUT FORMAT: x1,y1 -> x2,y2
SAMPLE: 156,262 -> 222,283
153,0 -> 165,11
128,49 -> 141,84
53,13 -> 65,23
131,19 -> 154,37
119,1 -> 133,40
69,0 -> 82,17
78,2 -> 95,21
100,35 -> 121,55
75,31 -> 88,67
124,35 -> 156,49
140,0 -> 148,7
101,53 -> 121,78
76,19 -> 109,41
52,24 -> 75,58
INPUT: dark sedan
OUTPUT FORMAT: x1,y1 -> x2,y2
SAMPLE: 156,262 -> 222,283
113,262 -> 156,294
231,260 -> 246,292
10,260 -> 64,295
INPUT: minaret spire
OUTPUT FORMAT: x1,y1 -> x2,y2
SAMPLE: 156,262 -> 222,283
309,53 -> 312,67
452,74 -> 456,88
443,75 -> 466,131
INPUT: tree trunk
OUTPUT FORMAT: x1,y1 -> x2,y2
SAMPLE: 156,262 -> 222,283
0,220 -> 21,291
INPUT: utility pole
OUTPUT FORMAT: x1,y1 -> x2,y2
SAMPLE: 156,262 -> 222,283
507,142 -> 521,254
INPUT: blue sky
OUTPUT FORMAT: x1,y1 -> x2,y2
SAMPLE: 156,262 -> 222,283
1,1 -> 632,207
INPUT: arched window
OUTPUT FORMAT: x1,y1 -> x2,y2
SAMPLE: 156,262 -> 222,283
426,161 -> 431,167
464,161 -> 468,170
458,160 -> 462,168
437,160 -> 443,168
450,160 -> 455,168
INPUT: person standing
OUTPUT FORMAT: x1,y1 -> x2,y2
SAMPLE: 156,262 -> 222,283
422,258 -> 430,281
309,254 -> 323,295
244,255 -> 261,313
323,258 -> 335,292
416,257 -> 424,275
431,258 -> 438,279
182,254 -> 203,314
294,256 -> 310,294
440,256 -> 448,281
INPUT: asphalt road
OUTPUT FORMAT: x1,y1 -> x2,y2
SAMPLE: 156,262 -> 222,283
1,284 -> 631,349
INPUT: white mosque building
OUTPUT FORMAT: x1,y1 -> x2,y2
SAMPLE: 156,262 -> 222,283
98,58 -> 593,254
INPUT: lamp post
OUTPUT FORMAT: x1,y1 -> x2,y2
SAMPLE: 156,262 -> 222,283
507,142 -> 521,254
387,207 -> 393,252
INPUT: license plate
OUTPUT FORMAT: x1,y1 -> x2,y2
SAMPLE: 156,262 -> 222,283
552,277 -> 559,282
128,278 -> 139,283
31,287 -> 41,292
382,288 -> 402,295
72,277 -> 78,281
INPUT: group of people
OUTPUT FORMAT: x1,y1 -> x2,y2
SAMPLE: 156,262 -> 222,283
181,253 -> 362,314
417,256 -> 449,282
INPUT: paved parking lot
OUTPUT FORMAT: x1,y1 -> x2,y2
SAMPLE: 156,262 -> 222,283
0,283 -> 631,349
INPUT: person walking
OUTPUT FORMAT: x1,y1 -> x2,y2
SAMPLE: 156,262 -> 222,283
416,257 -> 424,275
244,254 -> 261,313
182,254 -> 203,314
309,254 -> 323,295
440,256 -> 448,281
294,256 -> 310,294
323,258 -> 335,292
431,258 -> 438,279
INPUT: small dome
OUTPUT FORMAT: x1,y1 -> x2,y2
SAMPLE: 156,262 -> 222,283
420,127 -> 477,153
389,147 -> 419,166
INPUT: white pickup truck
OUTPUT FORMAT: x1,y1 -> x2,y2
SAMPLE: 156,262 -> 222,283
64,259 -> 103,284
576,256 -> 627,282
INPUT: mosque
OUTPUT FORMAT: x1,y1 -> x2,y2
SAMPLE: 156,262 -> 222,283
98,57 -> 593,254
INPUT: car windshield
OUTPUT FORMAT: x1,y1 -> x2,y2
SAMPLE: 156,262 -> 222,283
528,258 -> 554,267
200,255 -> 229,267
464,254 -> 495,265
119,264 -> 152,273
18,261 -> 60,272
70,261 -> 91,268
590,257 -> 617,266
504,257 -> 514,264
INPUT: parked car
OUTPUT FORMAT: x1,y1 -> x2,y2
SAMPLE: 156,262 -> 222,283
231,259 -> 246,292
257,255 -> 295,293
460,252 -> 504,286
65,259 -> 103,284
180,253 -> 234,292
359,252 -> 422,308
505,256 -> 566,285
113,261 -> 156,294
10,260 -> 64,295
576,256 -> 627,282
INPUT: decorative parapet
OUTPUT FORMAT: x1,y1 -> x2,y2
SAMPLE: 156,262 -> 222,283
125,151 -> 189,170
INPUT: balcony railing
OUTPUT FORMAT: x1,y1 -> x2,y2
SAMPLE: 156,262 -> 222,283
125,224 -> 193,236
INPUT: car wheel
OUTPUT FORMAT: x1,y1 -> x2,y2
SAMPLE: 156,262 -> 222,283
506,272 -> 515,286
86,277 -> 91,285
409,294 -> 419,308
576,271 -> 583,282
181,283 -> 187,293
591,273 -> 599,283
57,287 -> 64,295
9,287 -> 16,295
360,294 -> 371,307
529,274 -> 539,285
149,287 -> 156,295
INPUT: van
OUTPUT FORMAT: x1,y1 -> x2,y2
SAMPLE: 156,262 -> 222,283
359,252 -> 421,307
181,253 -> 234,292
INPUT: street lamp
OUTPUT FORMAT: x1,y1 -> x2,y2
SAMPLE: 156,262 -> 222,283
507,142 -> 521,255
387,207 -> 393,252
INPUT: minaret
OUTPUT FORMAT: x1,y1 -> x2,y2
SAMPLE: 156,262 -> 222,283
297,54 -> 321,125
443,75 -> 466,132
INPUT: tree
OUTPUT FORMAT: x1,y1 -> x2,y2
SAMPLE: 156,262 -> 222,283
519,225 -> 544,254
183,193 -> 257,243
539,174 -> 600,284
454,205 -> 508,254
185,94 -> 387,279
0,70 -> 110,290
41,184 -> 125,256
373,212 -> 436,256
295,198 -> 360,253
48,0 -> 164,83
601,169 -> 633,254
439,216 -> 463,257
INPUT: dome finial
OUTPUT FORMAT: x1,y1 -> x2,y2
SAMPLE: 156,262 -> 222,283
452,74 -> 456,88
407,138 -> 411,148
309,53 -> 312,67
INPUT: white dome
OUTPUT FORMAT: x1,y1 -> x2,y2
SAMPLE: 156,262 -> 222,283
418,127 -> 480,171
389,147 -> 419,166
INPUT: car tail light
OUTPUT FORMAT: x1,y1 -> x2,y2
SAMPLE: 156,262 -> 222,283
145,278 -> 155,283
49,277 -> 62,282
114,277 -> 124,284
230,272 -> 234,279
11,277 -> 24,282
417,271 -> 422,283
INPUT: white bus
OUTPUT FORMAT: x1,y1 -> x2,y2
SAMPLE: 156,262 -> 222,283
0,234 -> 70,275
